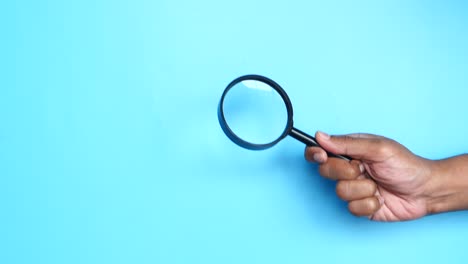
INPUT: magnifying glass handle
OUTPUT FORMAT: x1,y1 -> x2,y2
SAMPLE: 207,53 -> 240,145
289,128 -> 351,161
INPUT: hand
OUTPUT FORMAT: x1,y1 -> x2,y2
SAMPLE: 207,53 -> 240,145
305,132 -> 468,222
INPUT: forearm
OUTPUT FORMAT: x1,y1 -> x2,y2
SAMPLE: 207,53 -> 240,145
426,154 -> 468,215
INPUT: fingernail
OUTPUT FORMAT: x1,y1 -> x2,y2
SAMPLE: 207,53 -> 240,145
313,153 -> 323,163
359,164 -> 365,173
318,131 -> 330,140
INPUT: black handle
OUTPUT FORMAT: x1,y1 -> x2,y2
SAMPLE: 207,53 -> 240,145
289,127 -> 351,161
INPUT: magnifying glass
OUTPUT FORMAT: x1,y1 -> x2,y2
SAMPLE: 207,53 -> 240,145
217,74 -> 350,161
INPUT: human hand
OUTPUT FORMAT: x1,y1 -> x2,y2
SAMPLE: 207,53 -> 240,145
305,132 -> 468,221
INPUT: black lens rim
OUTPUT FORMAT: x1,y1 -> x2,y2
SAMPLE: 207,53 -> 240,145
218,74 -> 294,150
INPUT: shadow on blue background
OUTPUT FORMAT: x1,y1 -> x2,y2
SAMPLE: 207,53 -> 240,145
2,0 -> 468,263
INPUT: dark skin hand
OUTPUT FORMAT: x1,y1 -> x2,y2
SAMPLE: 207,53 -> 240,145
305,131 -> 468,221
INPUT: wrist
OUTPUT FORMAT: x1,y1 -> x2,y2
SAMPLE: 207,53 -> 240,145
425,155 -> 468,215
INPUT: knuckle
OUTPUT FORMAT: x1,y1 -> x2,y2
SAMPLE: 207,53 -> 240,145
344,165 -> 359,179
348,198 -> 379,216
340,136 -> 356,154
341,135 -> 356,143
363,180 -> 377,194
304,147 -> 318,161
318,164 -> 330,178
374,139 -> 393,156
365,198 -> 379,212
336,181 -> 349,199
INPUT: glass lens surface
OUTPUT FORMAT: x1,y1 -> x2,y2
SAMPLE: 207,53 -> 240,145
222,80 -> 289,145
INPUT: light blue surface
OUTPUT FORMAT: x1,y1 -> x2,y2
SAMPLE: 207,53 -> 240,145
2,0 -> 468,263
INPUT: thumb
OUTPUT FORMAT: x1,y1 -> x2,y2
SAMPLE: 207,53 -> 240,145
316,131 -> 390,161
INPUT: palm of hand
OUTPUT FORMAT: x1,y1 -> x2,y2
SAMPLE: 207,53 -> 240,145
364,151 -> 431,221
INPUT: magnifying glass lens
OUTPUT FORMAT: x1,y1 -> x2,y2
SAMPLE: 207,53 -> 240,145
222,80 -> 289,144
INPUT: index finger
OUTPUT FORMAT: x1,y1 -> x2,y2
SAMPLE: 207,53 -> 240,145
319,159 -> 364,180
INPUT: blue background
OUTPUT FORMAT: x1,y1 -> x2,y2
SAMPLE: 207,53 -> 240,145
2,0 -> 468,263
